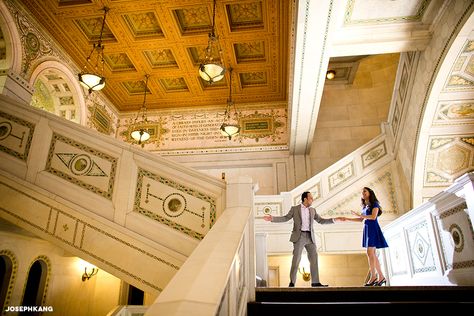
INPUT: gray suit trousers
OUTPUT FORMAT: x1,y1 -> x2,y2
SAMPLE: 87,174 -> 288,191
290,231 -> 319,284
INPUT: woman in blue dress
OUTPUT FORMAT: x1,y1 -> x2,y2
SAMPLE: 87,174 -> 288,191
347,187 -> 388,286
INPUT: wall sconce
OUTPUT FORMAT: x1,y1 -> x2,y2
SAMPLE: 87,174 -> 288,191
130,74 -> 151,147
199,0 -> 226,84
220,67 -> 240,139
326,69 -> 336,80
78,6 -> 109,94
298,267 -> 311,281
82,267 -> 98,281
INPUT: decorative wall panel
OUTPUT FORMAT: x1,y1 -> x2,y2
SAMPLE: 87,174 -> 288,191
362,141 -> 387,168
0,111 -> 35,161
134,168 -> 216,240
254,201 -> 282,217
435,202 -> 474,271
406,220 -> 437,274
328,162 -> 355,190
321,170 -> 398,217
45,133 -> 117,200
386,232 -> 409,276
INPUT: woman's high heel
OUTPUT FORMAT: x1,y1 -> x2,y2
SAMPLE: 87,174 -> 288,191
375,278 -> 386,286
364,279 -> 378,286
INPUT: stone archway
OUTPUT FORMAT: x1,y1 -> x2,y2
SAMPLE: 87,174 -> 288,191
412,8 -> 474,206
29,61 -> 87,125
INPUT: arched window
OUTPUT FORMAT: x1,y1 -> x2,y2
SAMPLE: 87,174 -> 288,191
21,260 -> 48,315
0,255 -> 13,312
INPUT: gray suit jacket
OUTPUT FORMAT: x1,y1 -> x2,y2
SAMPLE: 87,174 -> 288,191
272,205 -> 334,243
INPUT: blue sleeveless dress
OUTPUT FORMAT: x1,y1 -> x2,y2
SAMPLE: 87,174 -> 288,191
362,201 -> 388,248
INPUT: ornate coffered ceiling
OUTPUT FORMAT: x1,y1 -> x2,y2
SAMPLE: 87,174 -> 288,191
19,0 -> 292,112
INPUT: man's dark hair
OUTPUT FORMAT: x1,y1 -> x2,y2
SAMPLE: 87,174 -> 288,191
301,191 -> 310,202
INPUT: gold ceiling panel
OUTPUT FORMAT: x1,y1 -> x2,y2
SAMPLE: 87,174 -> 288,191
122,12 -> 164,39
234,41 -> 266,63
143,49 -> 178,68
240,71 -> 267,87
226,2 -> 264,31
104,52 -> 136,72
19,0 -> 291,111
159,78 -> 189,92
74,17 -> 116,42
122,80 -> 150,95
173,6 -> 211,35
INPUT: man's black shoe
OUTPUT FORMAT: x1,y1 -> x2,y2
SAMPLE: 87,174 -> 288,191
311,282 -> 328,287
288,282 -> 295,287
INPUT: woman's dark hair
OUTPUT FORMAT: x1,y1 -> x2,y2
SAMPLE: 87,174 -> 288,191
361,187 -> 382,216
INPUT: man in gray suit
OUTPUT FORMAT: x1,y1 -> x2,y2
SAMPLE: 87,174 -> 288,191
264,191 -> 344,287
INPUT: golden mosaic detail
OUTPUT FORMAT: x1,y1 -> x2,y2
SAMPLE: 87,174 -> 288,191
238,111 -> 285,142
88,102 -> 114,135
120,117 -> 169,148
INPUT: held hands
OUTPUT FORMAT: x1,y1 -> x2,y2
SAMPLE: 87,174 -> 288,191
263,215 -> 273,222
333,217 -> 346,222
